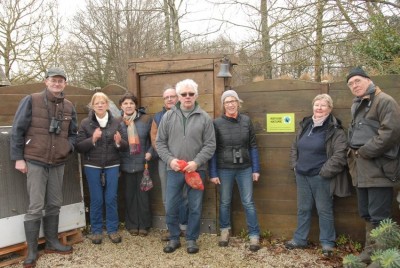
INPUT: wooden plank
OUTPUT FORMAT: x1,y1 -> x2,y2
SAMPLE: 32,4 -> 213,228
329,75 -> 400,91
238,90 -> 320,114
133,59 -> 214,74
128,54 -> 233,63
138,71 -> 214,97
236,79 -> 323,93
141,94 -> 214,114
256,133 -> 294,148
0,228 -> 83,268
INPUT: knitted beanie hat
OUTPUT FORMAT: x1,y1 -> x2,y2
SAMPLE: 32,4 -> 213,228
221,89 -> 243,106
346,66 -> 370,82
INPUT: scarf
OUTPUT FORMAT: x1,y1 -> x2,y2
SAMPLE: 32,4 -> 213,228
123,111 -> 141,154
96,112 -> 109,128
351,83 -> 376,117
312,114 -> 329,127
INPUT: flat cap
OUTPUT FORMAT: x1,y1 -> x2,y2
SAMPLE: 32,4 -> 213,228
46,67 -> 67,80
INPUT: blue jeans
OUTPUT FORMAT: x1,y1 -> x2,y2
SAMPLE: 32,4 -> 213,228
218,167 -> 260,238
293,173 -> 335,247
160,159 -> 188,229
165,170 -> 205,241
85,166 -> 120,234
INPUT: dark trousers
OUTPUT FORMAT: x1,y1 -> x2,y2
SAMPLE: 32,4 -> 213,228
357,187 -> 393,227
122,171 -> 152,230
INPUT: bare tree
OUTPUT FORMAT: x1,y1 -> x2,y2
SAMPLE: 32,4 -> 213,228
66,0 -> 165,88
314,0 -> 324,82
0,0 -> 61,83
165,0 -> 183,54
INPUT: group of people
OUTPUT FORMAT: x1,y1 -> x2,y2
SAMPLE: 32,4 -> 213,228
9,65 -> 400,267
285,67 -> 400,266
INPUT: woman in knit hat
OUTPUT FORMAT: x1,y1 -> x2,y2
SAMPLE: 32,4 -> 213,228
209,89 -> 261,251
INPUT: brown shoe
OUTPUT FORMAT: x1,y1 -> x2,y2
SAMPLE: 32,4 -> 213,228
139,229 -> 148,237
128,229 -> 139,236
109,233 -> 122,244
161,231 -> 170,241
249,237 -> 260,252
89,234 -> 103,245
219,229 -> 230,247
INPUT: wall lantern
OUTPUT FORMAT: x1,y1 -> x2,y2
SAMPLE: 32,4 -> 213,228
217,56 -> 232,91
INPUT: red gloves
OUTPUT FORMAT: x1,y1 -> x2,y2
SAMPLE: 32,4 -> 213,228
176,160 -> 204,191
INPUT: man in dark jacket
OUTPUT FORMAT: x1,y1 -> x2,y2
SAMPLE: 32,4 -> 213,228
347,66 -> 400,265
10,67 -> 78,268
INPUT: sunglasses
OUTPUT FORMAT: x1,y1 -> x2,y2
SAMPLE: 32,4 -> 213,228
180,92 -> 195,97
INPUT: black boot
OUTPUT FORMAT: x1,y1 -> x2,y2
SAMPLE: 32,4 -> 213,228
43,215 -> 73,254
23,219 -> 41,268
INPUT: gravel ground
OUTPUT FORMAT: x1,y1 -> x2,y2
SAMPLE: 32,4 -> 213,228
7,229 -> 343,268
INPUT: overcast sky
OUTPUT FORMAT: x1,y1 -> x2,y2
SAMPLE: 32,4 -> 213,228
56,0 -> 257,42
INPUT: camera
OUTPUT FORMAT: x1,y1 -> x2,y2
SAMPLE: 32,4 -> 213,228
233,148 -> 243,164
49,117 -> 62,135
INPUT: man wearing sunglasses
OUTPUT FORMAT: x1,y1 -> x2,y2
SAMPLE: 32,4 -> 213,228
156,79 -> 216,254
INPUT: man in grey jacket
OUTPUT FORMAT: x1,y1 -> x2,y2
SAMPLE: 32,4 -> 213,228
156,79 -> 216,254
347,66 -> 400,265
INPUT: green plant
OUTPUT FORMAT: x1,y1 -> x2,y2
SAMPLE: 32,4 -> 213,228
353,241 -> 362,252
344,218 -> 400,268
342,254 -> 367,268
238,228 -> 249,240
371,248 -> 400,268
336,234 -> 350,247
336,234 -> 362,253
371,218 -> 400,249
260,229 -> 272,241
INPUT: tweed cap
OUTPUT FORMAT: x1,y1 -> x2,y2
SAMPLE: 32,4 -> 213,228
46,67 -> 67,80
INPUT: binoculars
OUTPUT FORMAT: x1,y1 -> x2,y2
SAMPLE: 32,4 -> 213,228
233,148 -> 243,164
49,117 -> 62,135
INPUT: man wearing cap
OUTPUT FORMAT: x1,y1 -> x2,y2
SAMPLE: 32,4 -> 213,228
347,66 -> 400,264
10,67 -> 77,267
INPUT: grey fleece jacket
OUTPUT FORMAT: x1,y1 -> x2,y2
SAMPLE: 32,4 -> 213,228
156,102 -> 216,171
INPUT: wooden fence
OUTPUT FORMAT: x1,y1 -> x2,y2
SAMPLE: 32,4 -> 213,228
1,74 -> 400,244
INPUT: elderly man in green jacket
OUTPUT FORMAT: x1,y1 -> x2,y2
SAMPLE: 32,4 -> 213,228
347,66 -> 400,265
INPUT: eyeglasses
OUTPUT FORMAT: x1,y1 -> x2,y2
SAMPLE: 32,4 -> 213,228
48,78 -> 65,84
347,78 -> 362,87
163,95 -> 177,100
180,92 -> 195,97
224,100 -> 238,106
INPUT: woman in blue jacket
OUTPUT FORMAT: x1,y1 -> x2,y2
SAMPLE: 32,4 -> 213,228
209,89 -> 261,252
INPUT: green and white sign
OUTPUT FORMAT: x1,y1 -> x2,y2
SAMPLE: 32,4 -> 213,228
266,113 -> 295,133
